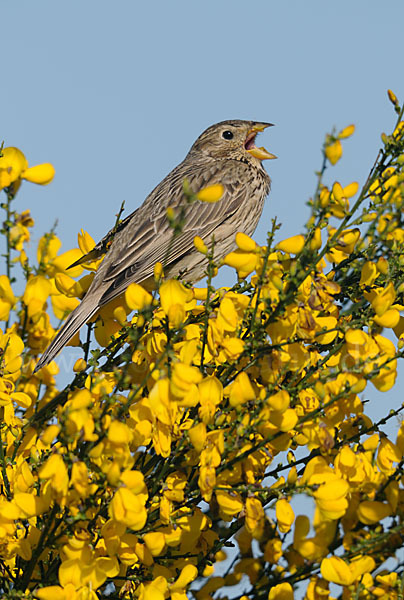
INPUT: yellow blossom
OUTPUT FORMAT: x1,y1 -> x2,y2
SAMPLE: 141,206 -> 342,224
189,422 -> 207,452
125,282 -> 153,311
268,583 -> 294,600
236,232 -> 257,252
160,279 -> 194,326
216,486 -> 243,521
388,89 -> 398,105
224,248 -> 259,278
245,497 -> 265,537
0,331 -> 24,379
197,183 -> 224,203
0,276 -> 16,321
277,235 -> 305,255
109,487 -> 148,530
22,163 -> 55,185
23,275 -> 52,318
0,147 -> 28,188
0,146 -> 54,192
321,555 -> 374,587
325,140 -> 343,165
143,532 -> 166,556
275,498 -> 295,533
194,235 -> 208,254
338,124 -> 355,139
226,372 -> 255,407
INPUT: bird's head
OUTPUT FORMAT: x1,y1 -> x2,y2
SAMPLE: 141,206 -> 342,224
188,120 -> 276,163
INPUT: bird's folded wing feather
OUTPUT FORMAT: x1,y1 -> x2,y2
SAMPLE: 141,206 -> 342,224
97,161 -> 252,305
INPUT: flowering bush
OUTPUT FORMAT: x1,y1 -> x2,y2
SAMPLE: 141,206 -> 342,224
1,92 -> 404,599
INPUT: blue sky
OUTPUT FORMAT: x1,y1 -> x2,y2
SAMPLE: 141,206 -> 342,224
3,1 -> 404,252
3,1 -> 404,421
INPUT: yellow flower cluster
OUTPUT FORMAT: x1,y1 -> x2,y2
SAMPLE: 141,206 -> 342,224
1,97 -> 404,599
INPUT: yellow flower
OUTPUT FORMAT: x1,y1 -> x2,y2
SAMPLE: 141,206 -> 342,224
216,486 -> 243,520
51,293 -> 80,321
377,437 -> 401,474
170,564 -> 198,595
320,556 -> 355,586
388,89 -> 399,106
225,372 -> 256,407
334,228 -> 360,255
170,361 -> 202,406
109,487 -> 148,530
140,576 -> 168,600
0,146 -> 54,191
37,233 -> 62,268
9,213 -> 32,252
364,281 -> 395,317
108,420 -> 133,445
303,458 -> 349,520
325,139 -> 343,165
0,275 -> 16,321
223,247 -> 259,278
321,555 -> 374,587
198,465 -> 216,503
310,227 -> 322,250
268,582 -> 294,600
357,500 -> 391,524
54,272 -> 77,297
0,330 -> 24,380
22,163 -> 55,185
74,230 -> 105,271
143,532 -> 166,557
159,279 -> 194,327
327,227 -> 360,263
148,377 -> 175,427
245,497 -> 265,537
94,314 -> 122,347
360,261 -> 378,287
38,454 -> 69,503
73,358 -> 87,373
276,234 -> 305,254
194,235 -> 208,254
216,295 -> 240,332
267,390 -> 290,412
198,376 -> 223,423
13,492 -> 48,518
0,147 -> 28,189
154,261 -> 164,282
197,183 -> 224,203
163,471 -> 187,503
338,124 -> 355,139
23,275 -> 52,318
293,514 -> 330,561
235,232 -> 256,252
275,498 -> 295,533
125,282 -> 153,311
189,422 -> 207,452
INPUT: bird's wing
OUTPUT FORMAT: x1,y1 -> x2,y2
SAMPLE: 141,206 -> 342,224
97,160 -> 253,305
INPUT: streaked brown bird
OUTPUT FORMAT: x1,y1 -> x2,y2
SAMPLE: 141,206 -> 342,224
35,120 -> 276,371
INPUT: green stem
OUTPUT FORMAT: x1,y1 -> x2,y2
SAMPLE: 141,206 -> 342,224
17,504 -> 59,591
0,421 -> 11,500
199,240 -> 216,373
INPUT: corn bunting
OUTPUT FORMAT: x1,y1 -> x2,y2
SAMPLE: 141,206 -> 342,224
35,120 -> 276,371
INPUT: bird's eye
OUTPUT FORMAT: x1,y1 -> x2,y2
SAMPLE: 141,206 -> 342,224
222,130 -> 234,140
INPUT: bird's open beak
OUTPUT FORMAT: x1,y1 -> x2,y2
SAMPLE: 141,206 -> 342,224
245,123 -> 277,161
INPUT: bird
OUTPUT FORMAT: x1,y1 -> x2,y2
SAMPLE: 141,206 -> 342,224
34,120 -> 276,372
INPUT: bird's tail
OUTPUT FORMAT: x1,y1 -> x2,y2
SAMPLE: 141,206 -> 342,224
34,296 -> 101,373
